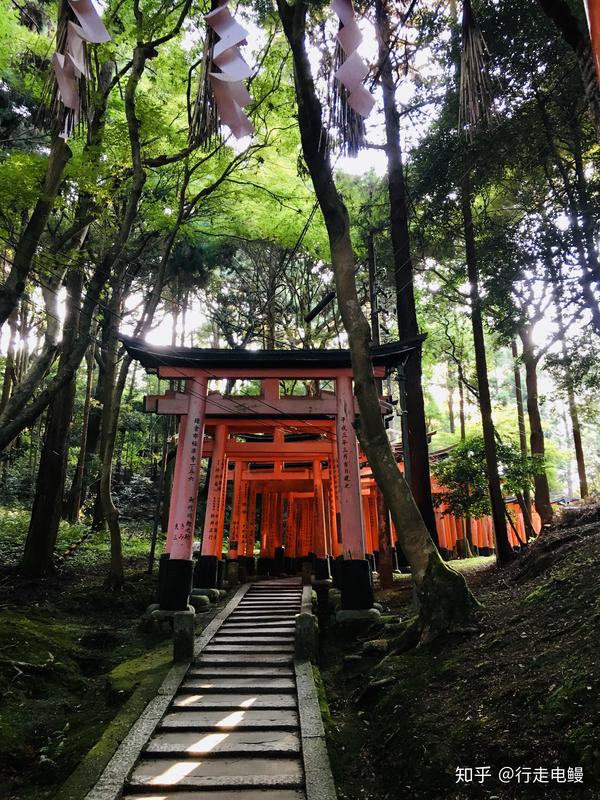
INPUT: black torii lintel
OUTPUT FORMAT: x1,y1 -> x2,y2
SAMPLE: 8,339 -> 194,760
119,334 -> 426,374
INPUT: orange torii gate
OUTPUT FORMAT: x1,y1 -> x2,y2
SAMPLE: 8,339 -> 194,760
122,335 -> 421,612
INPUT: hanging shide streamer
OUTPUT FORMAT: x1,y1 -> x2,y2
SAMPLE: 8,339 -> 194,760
331,0 -> 375,156
191,0 -> 254,146
51,0 -> 110,139
190,17 -> 219,148
458,0 -> 495,141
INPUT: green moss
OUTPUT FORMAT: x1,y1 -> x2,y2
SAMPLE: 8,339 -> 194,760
525,583 -> 551,602
312,665 -> 333,728
109,644 -> 171,693
57,644 -> 172,800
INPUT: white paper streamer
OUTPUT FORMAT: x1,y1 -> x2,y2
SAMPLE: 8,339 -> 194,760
52,0 -> 110,137
205,1 -> 254,139
331,0 -> 375,118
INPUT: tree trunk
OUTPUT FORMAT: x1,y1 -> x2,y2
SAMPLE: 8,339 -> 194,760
458,363 -> 466,441
376,487 -> 394,589
375,0 -> 438,545
276,0 -> 476,638
460,174 -> 514,563
21,270 -> 82,577
447,362 -> 456,434
565,378 -> 588,499
65,338 -> 96,521
553,297 -> 589,500
519,326 -> 553,526
510,338 -> 532,517
0,137 -> 72,328
100,289 -> 126,590
0,308 -> 18,414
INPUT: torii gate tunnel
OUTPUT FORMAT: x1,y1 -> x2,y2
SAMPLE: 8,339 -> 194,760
123,336 -> 422,612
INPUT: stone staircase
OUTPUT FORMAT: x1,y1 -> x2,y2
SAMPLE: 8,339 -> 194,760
122,578 -> 306,800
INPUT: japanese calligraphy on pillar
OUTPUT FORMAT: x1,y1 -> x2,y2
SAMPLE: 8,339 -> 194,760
206,449 -> 225,546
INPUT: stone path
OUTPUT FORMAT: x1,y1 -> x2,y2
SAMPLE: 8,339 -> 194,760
122,578 -> 307,800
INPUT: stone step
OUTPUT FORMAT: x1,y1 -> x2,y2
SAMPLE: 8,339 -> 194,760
240,605 -> 299,609
128,756 -> 304,790
181,678 -> 295,693
172,693 -> 297,710
229,614 -> 299,622
123,790 -> 305,800
196,648 -> 291,666
241,595 -> 301,600
145,730 -> 301,757
215,632 -> 295,640
160,709 -> 299,731
202,644 -> 295,654
187,666 -> 294,678
234,609 -> 300,614
221,621 -> 295,629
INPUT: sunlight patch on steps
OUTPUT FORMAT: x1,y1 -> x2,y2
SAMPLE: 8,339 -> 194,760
149,760 -> 200,786
185,732 -> 229,753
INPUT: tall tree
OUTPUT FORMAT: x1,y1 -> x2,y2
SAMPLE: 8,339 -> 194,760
275,0 -> 476,638
374,0 -> 439,546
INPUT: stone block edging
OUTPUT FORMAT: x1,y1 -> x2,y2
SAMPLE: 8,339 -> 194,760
83,582 -> 250,800
295,658 -> 338,800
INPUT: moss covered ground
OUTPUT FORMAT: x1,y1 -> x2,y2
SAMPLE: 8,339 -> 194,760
320,523 -> 600,800
0,507 -> 173,800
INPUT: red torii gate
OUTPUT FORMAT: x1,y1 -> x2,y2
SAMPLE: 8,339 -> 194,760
122,335 -> 421,612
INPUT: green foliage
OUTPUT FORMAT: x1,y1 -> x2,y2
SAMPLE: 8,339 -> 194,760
432,434 -> 545,518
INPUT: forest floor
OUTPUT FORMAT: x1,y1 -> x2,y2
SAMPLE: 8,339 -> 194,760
2,506 -> 599,800
320,514 -> 600,800
0,508 -> 177,800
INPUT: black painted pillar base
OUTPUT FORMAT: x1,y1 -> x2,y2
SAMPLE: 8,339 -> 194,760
216,559 -> 225,589
366,553 -> 376,572
159,558 -> 194,611
373,550 -> 380,569
391,549 -> 399,571
315,557 -> 331,581
241,555 -> 256,577
194,555 -> 219,589
340,558 -> 374,610
273,546 -> 285,574
331,556 -> 343,589
257,556 -> 269,575
157,552 -> 170,607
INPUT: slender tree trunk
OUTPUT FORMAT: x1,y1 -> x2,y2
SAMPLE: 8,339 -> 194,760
458,364 -> 466,441
510,338 -> 532,517
21,271 -> 82,576
66,339 -> 96,521
565,379 -> 588,498
0,138 -> 71,328
0,308 -> 18,414
375,0 -> 438,545
100,287 -> 126,589
460,174 -> 514,563
447,362 -> 456,434
276,0 -> 476,637
553,299 -> 589,499
519,326 -> 553,526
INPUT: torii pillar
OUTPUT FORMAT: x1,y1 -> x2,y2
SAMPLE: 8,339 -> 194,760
196,423 -> 227,588
161,377 -> 208,610
313,459 -> 331,580
336,375 -> 374,609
